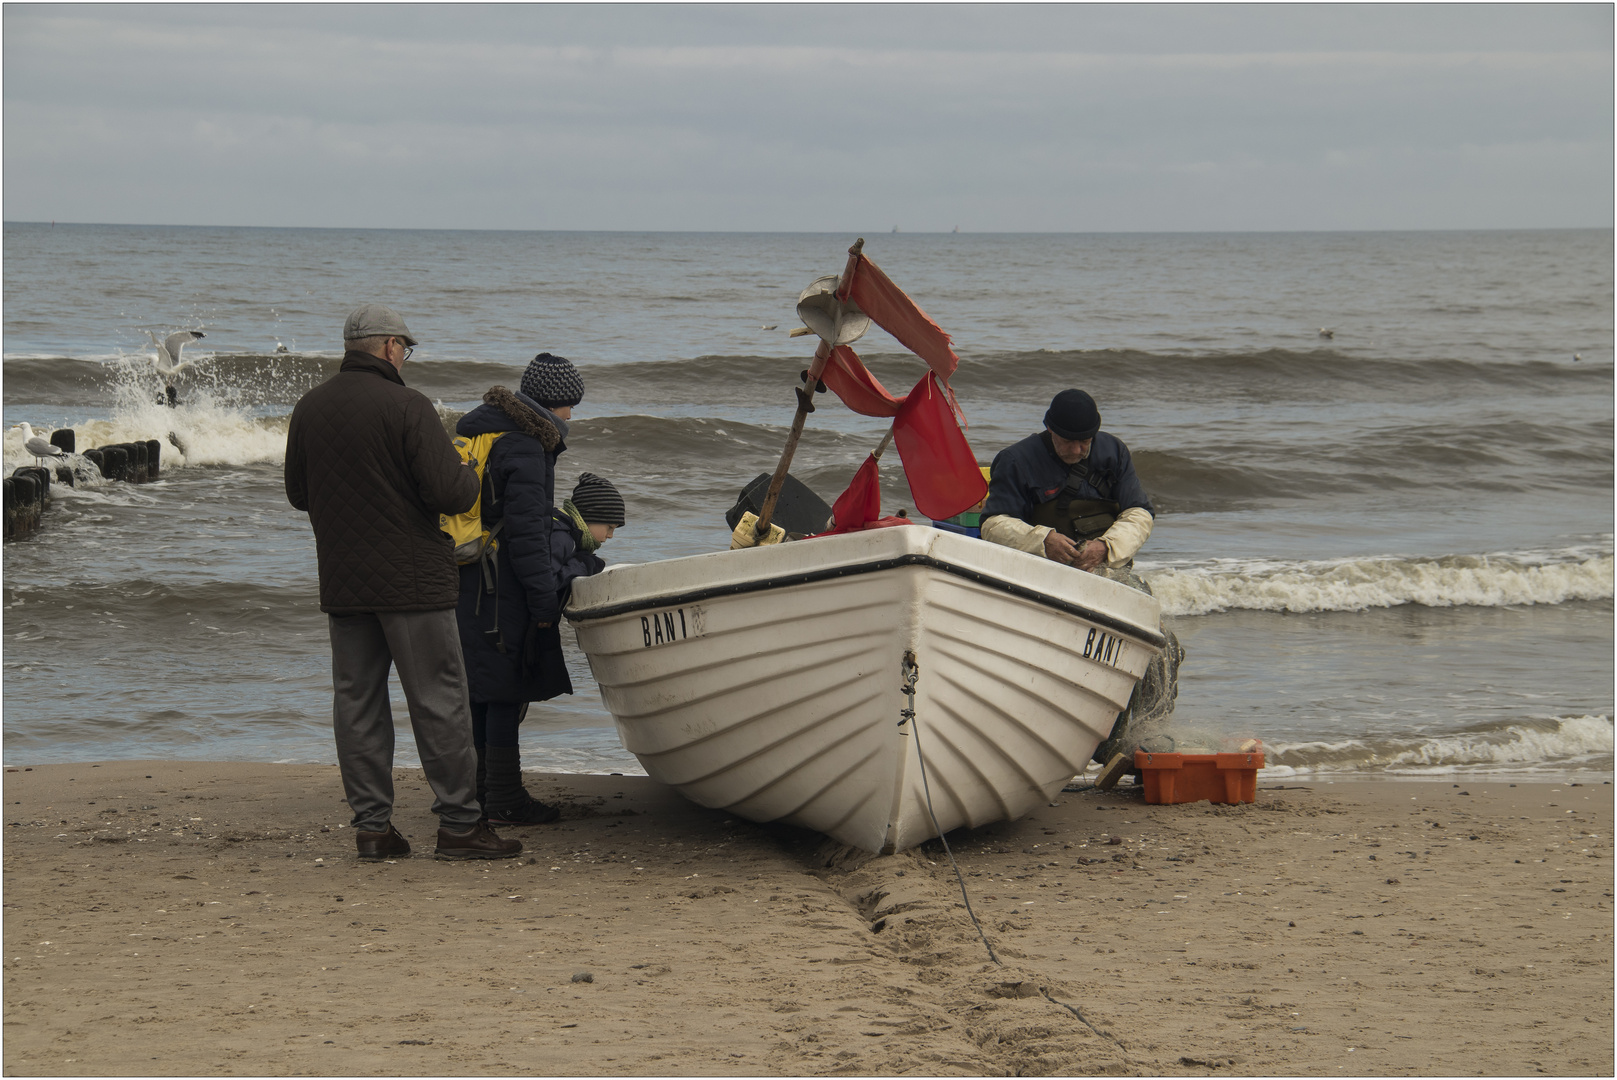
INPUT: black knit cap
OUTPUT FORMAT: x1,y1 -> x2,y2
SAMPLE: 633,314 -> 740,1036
572,472 -> 625,527
520,352 -> 585,409
1044,389 -> 1101,441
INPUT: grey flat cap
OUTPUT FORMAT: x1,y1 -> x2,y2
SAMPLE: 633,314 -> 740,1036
343,303 -> 418,346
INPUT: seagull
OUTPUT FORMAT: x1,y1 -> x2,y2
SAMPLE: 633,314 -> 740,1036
146,330 -> 204,406
25,436 -> 63,461
760,324 -> 778,331
1574,353 -> 1582,362
146,330 -> 205,380
1318,328 -> 1335,340
274,342 -> 289,354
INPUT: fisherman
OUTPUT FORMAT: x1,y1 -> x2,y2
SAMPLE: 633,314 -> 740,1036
979,388 -> 1181,789
284,304 -> 522,861
978,388 -> 1154,568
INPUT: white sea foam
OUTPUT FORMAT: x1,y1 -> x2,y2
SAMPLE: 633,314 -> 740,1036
4,394 -> 287,471
1264,714 -> 1614,776
1146,549 -> 1614,616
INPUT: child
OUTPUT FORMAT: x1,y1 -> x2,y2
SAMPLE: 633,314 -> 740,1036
550,472 -> 624,602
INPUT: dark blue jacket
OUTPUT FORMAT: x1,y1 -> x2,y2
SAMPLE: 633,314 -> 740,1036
453,386 -> 570,704
550,505 -> 606,606
982,430 -> 1153,524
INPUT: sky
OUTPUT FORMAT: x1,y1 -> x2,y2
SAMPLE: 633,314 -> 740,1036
3,3 -> 1612,232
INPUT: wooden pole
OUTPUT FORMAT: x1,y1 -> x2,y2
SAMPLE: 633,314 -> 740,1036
755,339 -> 829,537
754,238 -> 867,538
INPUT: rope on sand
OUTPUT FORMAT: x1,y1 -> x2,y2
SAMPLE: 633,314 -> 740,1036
900,651 -> 1001,967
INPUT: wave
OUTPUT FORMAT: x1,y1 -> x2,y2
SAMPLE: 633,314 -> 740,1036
1145,548 -> 1614,615
577,348 -> 1614,404
1259,714 -> 1614,777
0,351 -> 531,409
2,352 -> 338,408
9,347 -> 1609,410
2,577 -> 314,624
4,394 -> 289,472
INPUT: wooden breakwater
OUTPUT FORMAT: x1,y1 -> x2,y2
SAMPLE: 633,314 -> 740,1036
4,429 -> 163,542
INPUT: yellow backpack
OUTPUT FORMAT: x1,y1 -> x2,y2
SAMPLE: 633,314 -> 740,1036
440,431 -> 506,565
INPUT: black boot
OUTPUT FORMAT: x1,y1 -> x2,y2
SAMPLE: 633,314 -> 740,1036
475,743 -> 488,821
484,745 -> 560,826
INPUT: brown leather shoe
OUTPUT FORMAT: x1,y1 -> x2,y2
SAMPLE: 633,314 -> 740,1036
356,823 -> 411,861
435,821 -> 523,860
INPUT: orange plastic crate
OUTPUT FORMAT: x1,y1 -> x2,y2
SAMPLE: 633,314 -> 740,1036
1135,750 -> 1264,805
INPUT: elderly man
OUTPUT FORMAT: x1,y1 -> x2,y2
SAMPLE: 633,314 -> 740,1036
979,388 -> 1154,566
980,388 -> 1179,790
285,304 -> 522,861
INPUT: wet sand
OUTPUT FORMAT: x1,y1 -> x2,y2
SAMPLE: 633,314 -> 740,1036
3,760 -> 1611,1076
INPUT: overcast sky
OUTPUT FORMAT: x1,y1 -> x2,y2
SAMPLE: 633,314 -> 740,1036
4,3 -> 1611,231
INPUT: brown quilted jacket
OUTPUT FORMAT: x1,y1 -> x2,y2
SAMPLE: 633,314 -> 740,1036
285,350 -> 478,613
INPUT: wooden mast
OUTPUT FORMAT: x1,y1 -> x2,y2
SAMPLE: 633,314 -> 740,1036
753,237 -> 865,537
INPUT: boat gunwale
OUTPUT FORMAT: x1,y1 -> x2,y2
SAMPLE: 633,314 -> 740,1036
565,551 -> 1168,649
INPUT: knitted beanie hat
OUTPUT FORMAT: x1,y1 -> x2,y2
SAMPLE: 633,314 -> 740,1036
1044,388 -> 1101,441
571,472 -> 626,527
520,352 -> 585,409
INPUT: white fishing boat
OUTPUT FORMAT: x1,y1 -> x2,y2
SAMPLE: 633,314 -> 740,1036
565,525 -> 1165,853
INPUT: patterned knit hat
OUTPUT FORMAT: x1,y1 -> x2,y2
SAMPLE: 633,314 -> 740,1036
520,352 -> 585,409
571,473 -> 625,527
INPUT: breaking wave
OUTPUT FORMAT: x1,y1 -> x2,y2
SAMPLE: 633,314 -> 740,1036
1261,714 -> 1614,777
1146,549 -> 1614,616
3,393 -> 288,471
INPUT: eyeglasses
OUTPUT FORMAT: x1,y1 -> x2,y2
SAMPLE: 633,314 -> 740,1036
394,339 -> 413,362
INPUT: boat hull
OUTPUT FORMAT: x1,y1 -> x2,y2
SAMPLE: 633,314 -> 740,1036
566,526 -> 1164,853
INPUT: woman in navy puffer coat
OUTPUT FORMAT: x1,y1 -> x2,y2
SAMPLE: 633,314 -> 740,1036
454,362 -> 580,825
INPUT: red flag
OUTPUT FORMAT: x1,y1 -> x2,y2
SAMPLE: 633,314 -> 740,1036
839,255 -> 959,381
893,373 -> 987,520
820,346 -> 906,418
825,453 -> 885,533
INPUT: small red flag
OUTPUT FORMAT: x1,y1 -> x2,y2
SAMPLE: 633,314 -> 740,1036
827,453 -> 884,533
839,255 -> 959,381
892,373 -> 987,521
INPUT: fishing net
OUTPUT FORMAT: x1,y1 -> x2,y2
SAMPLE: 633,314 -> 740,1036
1091,566 -> 1185,767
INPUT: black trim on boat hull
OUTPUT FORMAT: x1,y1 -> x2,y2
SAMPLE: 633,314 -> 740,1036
566,553 -> 1168,650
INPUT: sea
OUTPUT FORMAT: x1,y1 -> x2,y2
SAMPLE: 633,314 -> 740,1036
3,224 -> 1612,783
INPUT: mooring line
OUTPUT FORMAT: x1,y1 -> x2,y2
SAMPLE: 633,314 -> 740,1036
1041,989 -> 1128,1050
900,651 -> 1001,967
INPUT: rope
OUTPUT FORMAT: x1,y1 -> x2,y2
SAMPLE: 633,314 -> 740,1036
900,651 -> 1001,967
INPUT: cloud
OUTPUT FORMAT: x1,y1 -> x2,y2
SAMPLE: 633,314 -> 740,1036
4,4 -> 1611,230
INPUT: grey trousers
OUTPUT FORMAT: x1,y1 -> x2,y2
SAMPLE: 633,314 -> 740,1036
328,609 -> 482,831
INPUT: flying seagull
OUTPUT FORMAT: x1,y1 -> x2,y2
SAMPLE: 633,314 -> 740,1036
146,330 -> 204,406
147,330 -> 205,379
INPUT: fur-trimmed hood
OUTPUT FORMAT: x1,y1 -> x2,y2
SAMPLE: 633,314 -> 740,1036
456,384 -> 565,450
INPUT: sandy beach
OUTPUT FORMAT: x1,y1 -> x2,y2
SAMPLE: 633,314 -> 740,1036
3,760 -> 1610,1076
